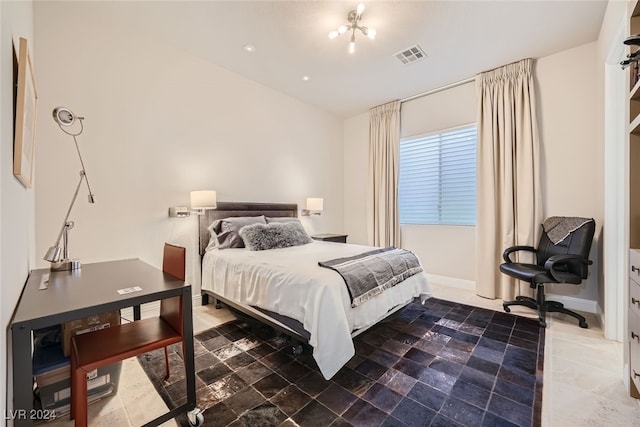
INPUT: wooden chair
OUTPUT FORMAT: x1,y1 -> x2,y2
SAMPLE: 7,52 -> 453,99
70,243 -> 186,426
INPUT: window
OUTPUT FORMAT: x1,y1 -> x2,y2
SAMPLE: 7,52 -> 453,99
399,125 -> 477,225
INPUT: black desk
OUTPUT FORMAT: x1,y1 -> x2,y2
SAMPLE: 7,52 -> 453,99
9,259 -> 196,426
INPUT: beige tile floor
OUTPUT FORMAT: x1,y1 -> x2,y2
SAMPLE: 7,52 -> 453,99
44,284 -> 640,426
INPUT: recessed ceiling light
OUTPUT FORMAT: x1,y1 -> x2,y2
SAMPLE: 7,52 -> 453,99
302,75 -> 311,81
242,44 -> 256,53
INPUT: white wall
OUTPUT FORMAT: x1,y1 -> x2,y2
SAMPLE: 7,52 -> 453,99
596,0 -> 629,340
33,2 -> 344,294
344,44 -> 603,306
399,82 -> 477,282
1,0 -> 35,418
343,83 -> 476,282
535,41 -> 603,302
343,112 -> 369,245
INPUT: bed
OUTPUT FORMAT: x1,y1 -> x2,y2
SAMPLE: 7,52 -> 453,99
198,202 -> 431,379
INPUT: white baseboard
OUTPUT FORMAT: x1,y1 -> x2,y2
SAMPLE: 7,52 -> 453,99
426,274 -> 598,314
596,302 -> 605,328
122,283 -> 598,321
426,274 -> 475,291
192,293 -> 203,307
544,293 -> 598,314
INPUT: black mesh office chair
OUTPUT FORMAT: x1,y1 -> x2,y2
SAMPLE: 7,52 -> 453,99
500,217 -> 595,328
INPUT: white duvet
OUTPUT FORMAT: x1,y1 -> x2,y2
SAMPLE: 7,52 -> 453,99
201,241 -> 431,379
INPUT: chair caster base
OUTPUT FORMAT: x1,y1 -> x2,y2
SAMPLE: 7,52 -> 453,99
188,408 -> 204,427
503,294 -> 589,329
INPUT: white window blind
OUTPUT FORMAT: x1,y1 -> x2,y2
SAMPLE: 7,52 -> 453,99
399,125 -> 477,225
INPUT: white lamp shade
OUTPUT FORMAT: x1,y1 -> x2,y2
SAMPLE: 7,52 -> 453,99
306,197 -> 324,211
190,190 -> 217,209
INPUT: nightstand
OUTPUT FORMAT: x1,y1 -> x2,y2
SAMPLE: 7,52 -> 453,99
311,233 -> 348,243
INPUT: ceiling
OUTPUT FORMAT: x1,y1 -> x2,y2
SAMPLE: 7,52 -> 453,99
119,0 -> 608,118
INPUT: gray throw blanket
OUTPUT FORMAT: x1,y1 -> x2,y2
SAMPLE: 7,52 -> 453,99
542,216 -> 593,244
318,247 -> 423,307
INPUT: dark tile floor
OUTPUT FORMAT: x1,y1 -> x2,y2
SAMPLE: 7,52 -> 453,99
138,298 -> 544,427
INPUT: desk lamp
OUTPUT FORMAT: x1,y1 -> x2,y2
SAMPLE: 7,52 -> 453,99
43,107 -> 95,271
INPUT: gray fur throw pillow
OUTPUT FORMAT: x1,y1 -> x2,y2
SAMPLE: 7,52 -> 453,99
213,216 -> 267,249
239,221 -> 313,251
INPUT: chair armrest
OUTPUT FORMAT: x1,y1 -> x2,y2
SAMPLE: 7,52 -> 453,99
544,254 -> 593,282
503,246 -> 536,263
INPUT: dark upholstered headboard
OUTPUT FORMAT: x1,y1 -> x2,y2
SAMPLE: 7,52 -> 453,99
198,202 -> 298,255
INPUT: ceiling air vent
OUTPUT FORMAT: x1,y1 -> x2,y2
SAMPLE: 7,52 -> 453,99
394,44 -> 427,64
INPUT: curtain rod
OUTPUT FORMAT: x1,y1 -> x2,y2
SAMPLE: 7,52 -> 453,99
400,77 -> 475,103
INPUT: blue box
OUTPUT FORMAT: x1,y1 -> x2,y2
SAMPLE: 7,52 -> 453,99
33,326 -> 122,417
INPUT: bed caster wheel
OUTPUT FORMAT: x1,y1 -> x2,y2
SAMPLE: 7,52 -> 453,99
292,344 -> 303,356
579,321 -> 588,329
503,304 -> 510,313
188,408 -> 204,427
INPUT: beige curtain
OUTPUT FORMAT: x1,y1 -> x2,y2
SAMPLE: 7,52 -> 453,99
475,58 -> 543,299
368,100 -> 401,247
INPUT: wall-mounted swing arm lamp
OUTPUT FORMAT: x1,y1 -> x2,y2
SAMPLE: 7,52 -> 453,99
43,107 -> 96,271
301,197 -> 323,216
168,190 -> 217,218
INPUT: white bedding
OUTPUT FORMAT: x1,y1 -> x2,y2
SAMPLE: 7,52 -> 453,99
201,241 -> 431,379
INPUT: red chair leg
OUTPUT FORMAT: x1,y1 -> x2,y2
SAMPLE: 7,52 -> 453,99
70,349 -> 78,421
73,368 -> 89,426
70,359 -> 76,421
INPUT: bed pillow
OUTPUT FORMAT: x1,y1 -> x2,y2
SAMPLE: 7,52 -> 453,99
212,215 -> 267,249
205,222 -> 218,251
239,221 -> 313,251
265,217 -> 302,225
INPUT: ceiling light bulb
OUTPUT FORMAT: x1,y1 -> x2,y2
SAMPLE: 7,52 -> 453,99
242,44 -> 256,53
302,75 -> 310,81
329,3 -> 375,54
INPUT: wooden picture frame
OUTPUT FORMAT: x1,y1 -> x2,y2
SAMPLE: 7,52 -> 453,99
13,37 -> 38,188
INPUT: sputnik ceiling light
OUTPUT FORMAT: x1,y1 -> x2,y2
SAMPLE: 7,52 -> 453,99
328,3 -> 376,54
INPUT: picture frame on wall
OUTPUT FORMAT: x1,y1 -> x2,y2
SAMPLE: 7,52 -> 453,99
13,37 -> 38,188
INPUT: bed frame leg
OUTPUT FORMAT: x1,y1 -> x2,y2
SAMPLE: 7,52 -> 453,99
283,335 -> 304,356
202,293 -> 224,309
291,342 -> 304,356
201,293 -> 210,306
